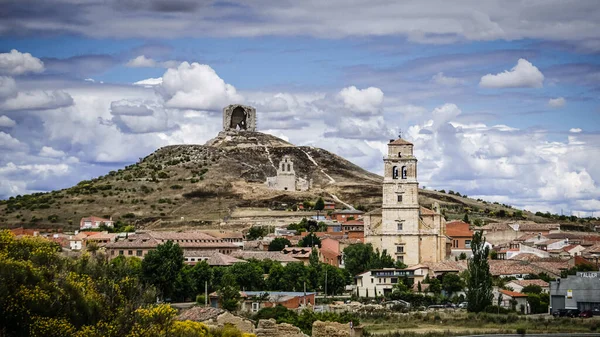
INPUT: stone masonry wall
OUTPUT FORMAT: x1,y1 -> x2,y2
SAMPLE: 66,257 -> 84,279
312,321 -> 363,337
254,319 -> 307,337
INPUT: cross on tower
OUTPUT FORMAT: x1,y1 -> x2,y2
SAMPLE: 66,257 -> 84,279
398,129 -> 402,139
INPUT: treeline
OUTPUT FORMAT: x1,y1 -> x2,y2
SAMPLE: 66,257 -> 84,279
0,230 -> 252,337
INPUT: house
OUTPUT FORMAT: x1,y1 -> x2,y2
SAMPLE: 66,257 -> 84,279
183,250 -> 246,266
80,216 -> 114,230
446,220 -> 473,256
209,291 -> 316,312
355,268 -> 415,298
535,239 -> 570,251
505,279 -> 550,293
319,237 -> 363,268
324,202 -> 336,210
85,232 -> 117,248
281,247 -> 313,265
230,251 -> 301,266
330,210 -> 364,223
243,240 -> 271,251
105,231 -> 240,259
496,289 -> 530,313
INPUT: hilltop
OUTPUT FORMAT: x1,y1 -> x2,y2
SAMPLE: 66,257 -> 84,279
0,130 -> 593,231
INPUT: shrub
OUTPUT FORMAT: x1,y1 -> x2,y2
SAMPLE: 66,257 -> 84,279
516,328 -> 526,335
170,185 -> 183,190
157,171 -> 169,179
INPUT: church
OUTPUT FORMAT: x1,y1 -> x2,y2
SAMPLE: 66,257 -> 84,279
363,137 -> 447,266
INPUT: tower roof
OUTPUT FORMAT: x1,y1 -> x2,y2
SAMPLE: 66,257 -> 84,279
389,138 -> 413,145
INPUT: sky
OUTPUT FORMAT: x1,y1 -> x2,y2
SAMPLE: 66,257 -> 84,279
0,0 -> 599,216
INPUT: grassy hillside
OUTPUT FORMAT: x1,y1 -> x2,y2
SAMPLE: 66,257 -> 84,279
0,131 -> 594,232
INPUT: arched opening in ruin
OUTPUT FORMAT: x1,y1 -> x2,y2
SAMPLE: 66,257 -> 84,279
230,106 -> 247,130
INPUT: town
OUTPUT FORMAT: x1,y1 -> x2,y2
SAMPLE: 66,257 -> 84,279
2,105 -> 600,337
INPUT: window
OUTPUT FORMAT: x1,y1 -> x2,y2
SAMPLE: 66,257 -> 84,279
392,166 -> 399,179
397,256 -> 404,263
391,277 -> 398,284
397,195 -> 403,202
252,302 -> 260,312
128,250 -> 133,255
397,223 -> 403,231
396,245 -> 404,253
119,250 -> 124,255
401,166 -> 408,179
111,250 -> 115,256
398,152 -> 402,157
465,240 -> 472,249
136,250 -> 142,256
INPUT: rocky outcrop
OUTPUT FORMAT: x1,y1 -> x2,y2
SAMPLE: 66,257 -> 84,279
177,307 -> 254,333
254,319 -> 307,337
312,321 -> 363,337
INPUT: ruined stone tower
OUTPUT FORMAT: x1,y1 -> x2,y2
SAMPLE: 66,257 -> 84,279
223,104 -> 256,131
363,137 -> 446,266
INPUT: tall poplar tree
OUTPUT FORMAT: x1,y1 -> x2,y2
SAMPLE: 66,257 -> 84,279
466,230 -> 493,312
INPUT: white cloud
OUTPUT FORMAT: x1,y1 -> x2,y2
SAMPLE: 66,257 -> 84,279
569,128 -> 582,133
126,55 -> 157,68
161,62 -> 243,111
134,77 -> 163,87
126,55 -> 179,68
110,99 -> 155,116
479,59 -> 544,88
39,146 -> 66,158
0,49 -> 44,75
0,90 -> 74,111
0,115 -> 16,128
548,97 -> 566,108
432,72 -> 464,86
0,131 -> 26,150
0,76 -> 17,98
338,86 -> 384,115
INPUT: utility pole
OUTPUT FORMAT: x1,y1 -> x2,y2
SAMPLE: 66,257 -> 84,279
304,281 -> 307,307
325,268 -> 328,299
205,280 -> 208,307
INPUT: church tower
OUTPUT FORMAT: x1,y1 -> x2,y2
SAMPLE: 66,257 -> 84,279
364,137 -> 447,266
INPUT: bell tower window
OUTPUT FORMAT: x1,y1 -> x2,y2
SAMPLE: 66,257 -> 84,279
401,166 -> 407,179
392,166 -> 399,179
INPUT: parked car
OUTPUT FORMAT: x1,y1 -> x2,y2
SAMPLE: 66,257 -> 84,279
566,309 -> 581,318
458,302 -> 468,309
444,303 -> 457,309
593,308 -> 600,316
553,309 -> 568,317
580,310 -> 594,318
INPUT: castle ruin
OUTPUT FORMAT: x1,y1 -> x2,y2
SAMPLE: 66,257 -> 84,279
223,104 -> 256,131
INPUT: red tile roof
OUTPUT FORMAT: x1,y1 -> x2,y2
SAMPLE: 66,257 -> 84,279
500,289 -> 529,298
446,221 -> 473,238
389,138 -> 413,145
508,279 -> 549,288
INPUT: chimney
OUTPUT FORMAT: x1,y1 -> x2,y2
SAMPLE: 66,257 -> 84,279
389,139 -> 394,143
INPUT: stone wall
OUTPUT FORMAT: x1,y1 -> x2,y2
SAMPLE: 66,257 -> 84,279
254,319 -> 307,337
312,321 -> 363,337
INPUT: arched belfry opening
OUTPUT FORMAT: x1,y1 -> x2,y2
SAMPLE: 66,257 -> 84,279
401,166 -> 407,179
392,166 -> 399,179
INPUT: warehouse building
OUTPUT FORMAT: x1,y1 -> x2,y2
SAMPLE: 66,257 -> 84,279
550,272 -> 600,312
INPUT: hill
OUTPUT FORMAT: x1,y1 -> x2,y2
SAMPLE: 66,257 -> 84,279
0,130 -> 593,232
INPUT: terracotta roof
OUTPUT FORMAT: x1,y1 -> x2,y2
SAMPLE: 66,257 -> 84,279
500,289 -> 529,298
106,231 -> 238,249
389,138 -> 413,145
183,250 -> 246,266
200,230 -> 244,239
320,248 -> 340,259
446,221 -> 473,238
282,247 -> 312,259
562,244 -> 581,252
507,279 -> 549,288
481,223 -> 512,231
489,260 -> 542,276
231,251 -> 300,262
81,216 -> 111,222
419,260 -> 468,273
512,253 -> 542,261
177,307 -> 225,322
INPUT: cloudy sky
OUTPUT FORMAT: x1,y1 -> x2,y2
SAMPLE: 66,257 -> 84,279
0,0 -> 599,216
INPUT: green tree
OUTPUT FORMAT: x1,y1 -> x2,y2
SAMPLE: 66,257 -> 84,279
309,247 -> 320,267
521,284 -> 543,294
428,278 -> 442,294
343,243 -> 395,276
217,270 -> 240,311
191,261 -> 213,298
459,252 -> 467,260
442,273 -> 464,296
463,213 -> 470,224
230,261 -> 266,291
473,218 -> 483,227
466,231 -> 493,312
246,226 -> 268,240
314,197 -> 325,212
299,233 -> 321,247
142,240 -> 184,299
268,237 -> 291,251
